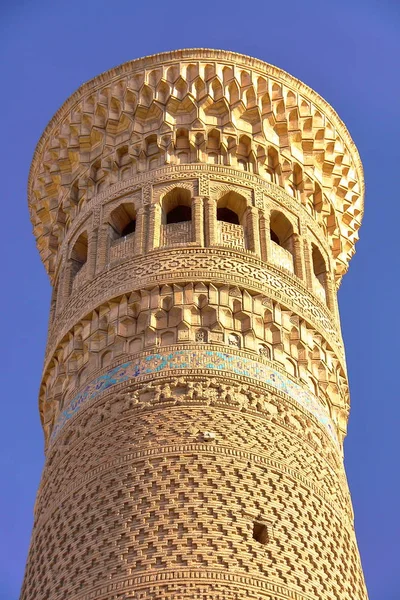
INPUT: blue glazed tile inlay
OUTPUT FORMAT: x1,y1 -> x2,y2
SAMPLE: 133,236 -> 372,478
51,349 -> 338,446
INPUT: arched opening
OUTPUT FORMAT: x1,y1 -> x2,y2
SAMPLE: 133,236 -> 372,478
70,232 -> 88,292
270,229 -> 280,245
166,205 -> 192,224
253,521 -> 269,545
312,244 -> 327,302
108,203 -> 136,262
71,232 -> 88,275
162,188 -> 192,224
269,211 -> 294,273
217,191 -> 247,250
122,221 -> 136,236
109,204 -> 136,239
217,207 -> 240,225
270,211 -> 292,246
161,188 -> 192,246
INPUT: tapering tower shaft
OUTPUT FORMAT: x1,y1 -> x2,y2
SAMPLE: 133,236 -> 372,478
21,49 -> 367,600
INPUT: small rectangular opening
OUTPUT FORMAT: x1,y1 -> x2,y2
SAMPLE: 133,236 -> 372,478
253,521 -> 269,545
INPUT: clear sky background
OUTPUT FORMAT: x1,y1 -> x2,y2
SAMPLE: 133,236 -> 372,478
0,1 -> 399,598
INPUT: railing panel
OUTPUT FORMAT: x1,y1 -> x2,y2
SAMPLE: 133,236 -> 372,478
313,276 -> 326,302
161,221 -> 192,246
71,263 -> 88,293
270,241 -> 294,273
218,222 -> 245,250
110,233 -> 135,262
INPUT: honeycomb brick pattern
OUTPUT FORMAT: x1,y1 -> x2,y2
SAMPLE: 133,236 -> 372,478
21,50 -> 368,600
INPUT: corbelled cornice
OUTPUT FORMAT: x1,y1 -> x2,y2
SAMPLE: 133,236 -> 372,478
28,48 -> 364,280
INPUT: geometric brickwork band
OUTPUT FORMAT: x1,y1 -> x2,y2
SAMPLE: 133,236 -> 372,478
51,348 -> 339,446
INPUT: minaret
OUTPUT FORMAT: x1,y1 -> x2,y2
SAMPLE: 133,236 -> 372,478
21,49 -> 368,600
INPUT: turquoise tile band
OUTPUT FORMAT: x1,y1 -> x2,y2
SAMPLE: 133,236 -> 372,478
51,349 -> 338,445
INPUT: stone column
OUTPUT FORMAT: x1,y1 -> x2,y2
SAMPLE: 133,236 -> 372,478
325,271 -> 337,314
147,203 -> 162,252
48,287 -> 57,327
302,237 -> 314,291
192,196 -> 204,245
204,197 -> 217,246
262,209 -> 273,264
62,258 -> 73,305
96,221 -> 111,273
245,206 -> 261,256
292,233 -> 305,281
134,207 -> 146,255
87,228 -> 98,280
259,212 -> 269,262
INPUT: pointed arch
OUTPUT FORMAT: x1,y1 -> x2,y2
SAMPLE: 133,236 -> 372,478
269,211 -> 295,273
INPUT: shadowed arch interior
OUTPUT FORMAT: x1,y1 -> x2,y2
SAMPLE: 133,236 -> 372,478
312,244 -> 327,278
162,188 -> 192,224
270,211 -> 293,250
70,232 -> 88,268
217,191 -> 247,224
109,203 -> 136,240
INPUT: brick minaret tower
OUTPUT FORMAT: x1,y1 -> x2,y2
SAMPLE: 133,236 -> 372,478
21,49 -> 368,600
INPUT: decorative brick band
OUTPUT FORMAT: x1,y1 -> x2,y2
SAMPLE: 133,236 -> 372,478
65,567 -> 318,600
45,246 -> 343,370
52,349 -> 338,445
36,443 -> 350,530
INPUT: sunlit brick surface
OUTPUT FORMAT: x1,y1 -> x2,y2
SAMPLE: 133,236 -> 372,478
21,49 -> 368,599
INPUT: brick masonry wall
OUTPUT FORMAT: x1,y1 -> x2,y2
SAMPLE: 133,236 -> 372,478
21,50 -> 368,600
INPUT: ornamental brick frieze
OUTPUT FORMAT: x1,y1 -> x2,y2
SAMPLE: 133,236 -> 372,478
45,250 -> 344,369
42,334 -> 348,445
52,167 -> 333,277
37,402 -> 352,532
47,349 -> 340,443
22,50 -> 368,600
40,369 -> 349,490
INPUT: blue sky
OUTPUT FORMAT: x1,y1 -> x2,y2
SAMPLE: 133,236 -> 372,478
0,1 -> 399,598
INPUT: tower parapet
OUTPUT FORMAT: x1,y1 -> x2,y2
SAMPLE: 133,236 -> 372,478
22,49 -> 368,600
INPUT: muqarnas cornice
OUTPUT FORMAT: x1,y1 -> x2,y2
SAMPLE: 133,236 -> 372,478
28,48 -> 364,283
